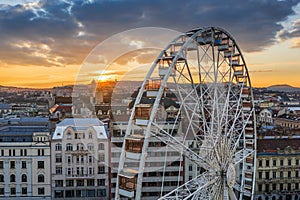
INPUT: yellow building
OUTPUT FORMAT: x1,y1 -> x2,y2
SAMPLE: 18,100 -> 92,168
255,137 -> 300,200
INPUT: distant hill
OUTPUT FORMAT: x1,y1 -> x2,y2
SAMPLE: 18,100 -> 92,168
267,84 -> 300,92
0,85 -> 49,92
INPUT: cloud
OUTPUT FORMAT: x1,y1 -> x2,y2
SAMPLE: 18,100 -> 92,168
278,19 -> 300,47
0,0 -> 299,69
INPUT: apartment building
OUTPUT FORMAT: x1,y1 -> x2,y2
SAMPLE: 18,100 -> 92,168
51,118 -> 110,199
255,136 -> 300,200
0,125 -> 51,199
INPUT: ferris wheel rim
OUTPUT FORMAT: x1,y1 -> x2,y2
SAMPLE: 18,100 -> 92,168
115,26 -> 257,200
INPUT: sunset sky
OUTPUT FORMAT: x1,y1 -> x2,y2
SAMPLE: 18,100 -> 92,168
0,0 -> 300,88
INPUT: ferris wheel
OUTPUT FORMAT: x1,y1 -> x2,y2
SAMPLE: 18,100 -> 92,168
115,27 -> 256,200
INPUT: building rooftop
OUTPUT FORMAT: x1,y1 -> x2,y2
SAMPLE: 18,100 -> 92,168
257,138 -> 300,153
52,118 -> 108,140
0,103 -> 10,110
0,125 -> 49,142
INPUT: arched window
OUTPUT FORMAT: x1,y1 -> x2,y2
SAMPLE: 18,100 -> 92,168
55,143 -> 62,151
10,174 -> 16,182
99,143 -> 105,150
0,175 -> 4,182
89,132 -> 93,139
38,174 -> 44,182
21,174 -> 27,182
66,143 -> 73,151
87,143 -> 94,151
67,132 -> 72,140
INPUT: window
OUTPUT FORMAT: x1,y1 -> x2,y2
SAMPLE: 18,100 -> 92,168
266,160 -> 269,167
1,149 -> 3,156
56,154 -> 62,163
67,168 -> 71,175
258,172 -> 262,179
66,180 -> 74,187
296,171 -> 299,178
21,187 -> 27,195
98,154 -> 105,162
38,161 -> 44,169
10,174 -> 16,182
38,188 -> 45,195
67,156 -> 72,164
89,155 -> 93,163
66,143 -> 73,151
265,172 -> 269,179
99,143 -> 105,150
54,190 -> 64,198
0,188 -> 3,195
38,174 -> 44,182
98,166 -> 105,174
21,161 -> 26,169
273,171 -> 276,178
55,143 -> 62,151
288,171 -> 291,178
77,179 -> 84,186
22,174 -> 27,182
258,184 -> 262,192
189,165 -> 193,171
97,189 -> 106,197
24,149 -> 27,156
55,180 -> 63,187
67,132 -> 72,140
280,171 -> 283,178
259,160 -> 262,167
280,160 -> 284,166
38,149 -> 45,156
77,143 -> 84,150
87,179 -> 94,186
273,160 -> 276,166
20,149 -> 23,156
288,159 -> 292,166
89,132 -> 93,139
97,179 -> 105,186
296,159 -> 299,165
10,161 -> 15,169
87,143 -> 94,151
56,167 -> 62,174
0,175 -> 4,182
0,161 -> 3,169
10,188 -> 16,195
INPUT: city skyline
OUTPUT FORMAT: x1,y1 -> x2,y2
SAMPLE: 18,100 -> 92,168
0,0 -> 300,88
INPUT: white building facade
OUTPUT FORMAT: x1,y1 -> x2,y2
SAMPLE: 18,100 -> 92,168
51,118 -> 110,199
0,126 -> 51,200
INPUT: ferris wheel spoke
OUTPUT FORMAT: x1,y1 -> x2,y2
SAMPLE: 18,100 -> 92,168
158,172 -> 218,200
151,122 -> 212,169
228,187 -> 238,200
233,149 -> 254,165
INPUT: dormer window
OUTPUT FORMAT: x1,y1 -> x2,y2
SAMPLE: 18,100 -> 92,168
67,132 -> 72,140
